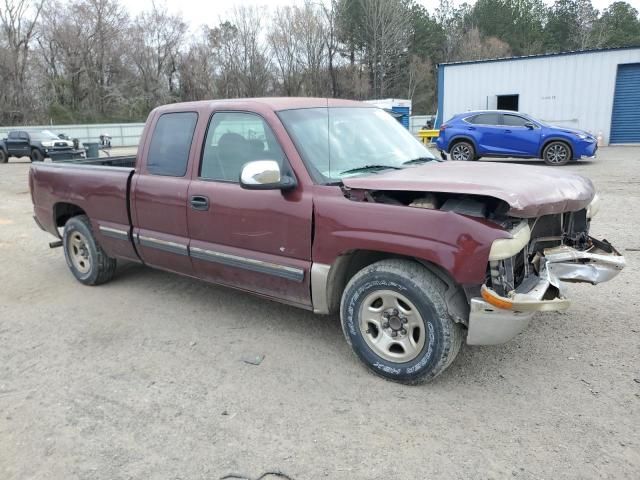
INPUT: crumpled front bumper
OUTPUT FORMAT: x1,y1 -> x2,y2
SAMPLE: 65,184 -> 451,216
467,242 -> 625,345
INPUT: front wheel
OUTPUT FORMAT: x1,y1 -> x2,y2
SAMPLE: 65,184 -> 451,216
450,141 -> 475,161
63,215 -> 117,285
340,259 -> 463,384
31,148 -> 45,162
543,141 -> 571,166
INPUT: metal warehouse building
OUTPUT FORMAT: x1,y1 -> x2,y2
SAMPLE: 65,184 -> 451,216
436,47 -> 640,145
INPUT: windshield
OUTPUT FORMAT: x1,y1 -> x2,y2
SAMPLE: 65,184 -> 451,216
278,107 -> 435,183
31,130 -> 60,141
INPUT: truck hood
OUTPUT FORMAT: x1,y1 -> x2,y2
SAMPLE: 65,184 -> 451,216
342,161 -> 595,218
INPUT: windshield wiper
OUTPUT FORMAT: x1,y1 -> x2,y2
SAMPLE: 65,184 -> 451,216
339,164 -> 401,175
402,157 -> 435,165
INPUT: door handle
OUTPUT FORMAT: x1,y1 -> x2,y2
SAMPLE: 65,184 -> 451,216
504,129 -> 512,133
190,195 -> 209,211
467,126 -> 476,130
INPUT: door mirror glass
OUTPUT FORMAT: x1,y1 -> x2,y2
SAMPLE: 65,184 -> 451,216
240,160 -> 296,190
524,122 -> 535,129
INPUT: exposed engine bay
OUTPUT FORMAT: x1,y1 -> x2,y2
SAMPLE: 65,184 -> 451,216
341,188 -> 507,219
342,187 -> 625,303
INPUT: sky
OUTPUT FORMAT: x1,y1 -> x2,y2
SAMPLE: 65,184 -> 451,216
123,0 -> 640,31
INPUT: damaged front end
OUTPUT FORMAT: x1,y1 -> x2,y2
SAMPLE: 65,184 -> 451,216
468,203 -> 625,345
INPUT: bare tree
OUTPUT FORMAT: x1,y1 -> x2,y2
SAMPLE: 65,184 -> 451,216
268,6 -> 303,96
230,6 -> 273,97
179,27 -> 217,101
455,27 -> 511,61
321,0 -> 340,97
359,0 -> 410,98
297,1 -> 327,96
406,54 -> 432,101
74,0 -> 129,117
129,1 -> 186,110
0,0 -> 44,123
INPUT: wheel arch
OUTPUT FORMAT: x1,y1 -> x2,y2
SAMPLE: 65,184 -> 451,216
53,202 -> 87,229
447,135 -> 478,154
312,249 -> 468,323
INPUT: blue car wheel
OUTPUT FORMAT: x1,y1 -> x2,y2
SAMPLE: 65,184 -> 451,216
450,141 -> 475,161
543,141 -> 571,166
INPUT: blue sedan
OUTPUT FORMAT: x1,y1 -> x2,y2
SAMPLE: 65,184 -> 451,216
435,110 -> 597,166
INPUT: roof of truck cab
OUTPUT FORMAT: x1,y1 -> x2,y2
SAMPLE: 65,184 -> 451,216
153,97 -> 369,113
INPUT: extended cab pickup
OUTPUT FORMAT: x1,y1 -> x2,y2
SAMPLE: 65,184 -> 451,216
29,98 -> 625,383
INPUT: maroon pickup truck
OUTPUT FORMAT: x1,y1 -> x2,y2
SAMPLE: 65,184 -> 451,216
29,98 -> 625,383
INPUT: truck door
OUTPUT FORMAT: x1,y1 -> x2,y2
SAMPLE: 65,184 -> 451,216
7,131 -> 30,158
132,111 -> 198,276
186,111 -> 313,308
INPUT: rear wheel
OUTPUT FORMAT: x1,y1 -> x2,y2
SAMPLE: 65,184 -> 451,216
340,259 -> 463,384
450,141 -> 475,161
543,141 -> 571,166
0,149 -> 7,163
63,215 -> 117,285
31,148 -> 45,162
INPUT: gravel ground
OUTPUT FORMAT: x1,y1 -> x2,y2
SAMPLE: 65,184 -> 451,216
1,148 -> 639,480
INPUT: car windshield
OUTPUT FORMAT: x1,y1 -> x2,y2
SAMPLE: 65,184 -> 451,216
30,130 -> 60,141
278,107 -> 436,183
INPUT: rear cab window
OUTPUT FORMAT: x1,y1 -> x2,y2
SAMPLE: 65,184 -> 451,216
147,112 -> 198,177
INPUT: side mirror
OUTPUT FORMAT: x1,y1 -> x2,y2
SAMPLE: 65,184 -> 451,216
240,160 -> 296,190
524,122 -> 535,130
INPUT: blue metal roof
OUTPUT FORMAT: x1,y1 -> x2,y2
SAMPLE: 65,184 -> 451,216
438,45 -> 640,68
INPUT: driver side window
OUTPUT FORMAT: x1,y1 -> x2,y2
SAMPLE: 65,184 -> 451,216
200,112 -> 286,182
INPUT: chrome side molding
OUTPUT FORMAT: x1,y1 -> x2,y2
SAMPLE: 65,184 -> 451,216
137,234 -> 189,256
98,225 -> 129,241
190,247 -> 304,282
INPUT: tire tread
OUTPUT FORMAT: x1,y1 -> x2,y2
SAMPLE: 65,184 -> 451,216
64,215 -> 116,285
340,259 -> 464,384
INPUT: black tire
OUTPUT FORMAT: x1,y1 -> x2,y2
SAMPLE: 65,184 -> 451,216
449,141 -> 475,161
0,149 -> 7,163
542,141 -> 571,166
340,259 -> 464,384
31,148 -> 45,162
62,215 -> 117,285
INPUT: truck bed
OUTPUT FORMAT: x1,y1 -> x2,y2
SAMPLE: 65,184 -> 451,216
30,156 -> 139,262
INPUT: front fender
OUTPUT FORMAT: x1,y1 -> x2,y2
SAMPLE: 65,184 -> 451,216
312,186 -> 510,286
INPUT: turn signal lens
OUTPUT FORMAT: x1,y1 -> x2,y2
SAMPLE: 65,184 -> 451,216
481,285 -> 514,310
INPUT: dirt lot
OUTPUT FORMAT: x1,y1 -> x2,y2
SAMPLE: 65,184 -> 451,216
1,149 -> 639,480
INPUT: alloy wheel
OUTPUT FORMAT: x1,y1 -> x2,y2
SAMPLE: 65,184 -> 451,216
451,143 -> 472,161
545,144 -> 568,164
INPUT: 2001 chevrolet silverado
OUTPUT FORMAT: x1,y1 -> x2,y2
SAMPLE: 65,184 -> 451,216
29,98 -> 625,383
